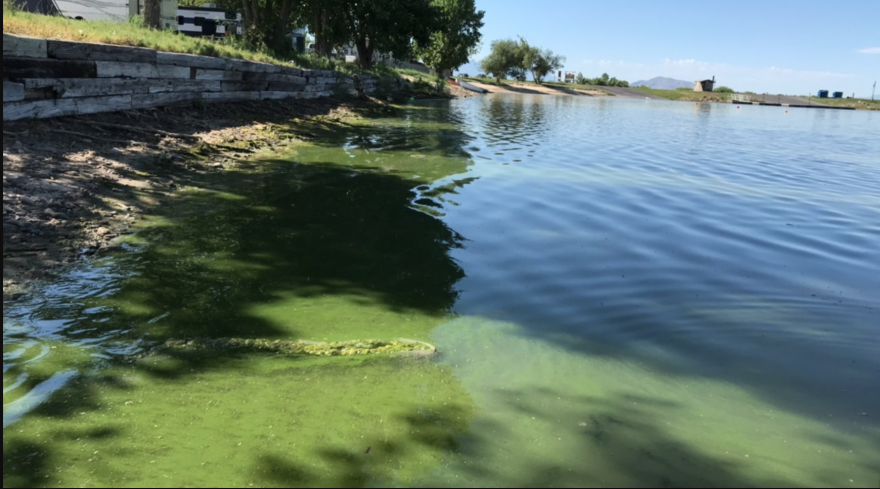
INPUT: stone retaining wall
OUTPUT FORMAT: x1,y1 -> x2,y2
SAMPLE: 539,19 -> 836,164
2,34 -> 380,121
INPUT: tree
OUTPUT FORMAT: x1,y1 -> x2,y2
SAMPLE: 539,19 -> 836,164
300,0 -> 349,58
480,39 -> 520,83
414,0 -> 485,76
143,0 -> 161,28
524,47 -> 565,84
715,86 -> 735,93
575,72 -> 587,85
339,0 -> 439,69
237,0 -> 301,54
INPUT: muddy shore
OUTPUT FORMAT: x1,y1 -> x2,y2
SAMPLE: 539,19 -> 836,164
2,94 -> 411,299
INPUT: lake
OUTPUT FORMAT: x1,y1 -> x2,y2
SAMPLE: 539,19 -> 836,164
4,95 -> 879,487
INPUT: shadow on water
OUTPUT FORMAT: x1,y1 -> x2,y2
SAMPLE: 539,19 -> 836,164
5,98 -> 879,487
435,388 -> 799,488
3,104 -> 481,486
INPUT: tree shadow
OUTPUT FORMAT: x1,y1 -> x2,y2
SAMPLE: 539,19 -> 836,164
431,386 -> 850,488
253,399 -> 474,488
2,96 -> 396,294
3,439 -> 49,489
3,103 -> 480,486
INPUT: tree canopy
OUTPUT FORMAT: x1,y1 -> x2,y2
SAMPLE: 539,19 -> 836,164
480,38 -> 564,84
583,72 -> 629,87
414,0 -> 485,75
480,39 -> 521,82
338,0 -> 438,69
523,45 -> 565,84
187,0 -> 482,71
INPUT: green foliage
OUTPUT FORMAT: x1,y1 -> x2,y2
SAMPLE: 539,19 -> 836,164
676,87 -> 693,91
480,38 -> 520,82
580,72 -> 630,87
338,0 -> 439,69
715,86 -> 735,93
299,0 -> 350,58
3,7 -> 291,65
414,0 -> 485,75
524,45 -> 565,85
575,72 -> 587,85
481,37 -> 563,84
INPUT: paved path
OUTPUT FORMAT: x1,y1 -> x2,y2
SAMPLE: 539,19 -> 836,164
740,93 -> 827,106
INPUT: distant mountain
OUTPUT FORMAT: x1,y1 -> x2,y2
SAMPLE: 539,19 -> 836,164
631,77 -> 693,90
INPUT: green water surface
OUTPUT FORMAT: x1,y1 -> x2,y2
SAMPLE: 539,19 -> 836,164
4,99 -> 879,488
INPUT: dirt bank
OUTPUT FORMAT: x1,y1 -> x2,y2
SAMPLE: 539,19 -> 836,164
2,95 -> 405,299
466,81 -> 609,97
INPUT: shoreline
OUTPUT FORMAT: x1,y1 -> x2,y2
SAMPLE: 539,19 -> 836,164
2,95 -> 400,299
465,80 -> 610,97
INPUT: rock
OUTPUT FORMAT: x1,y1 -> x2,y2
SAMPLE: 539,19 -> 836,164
96,227 -> 111,236
12,141 -> 23,150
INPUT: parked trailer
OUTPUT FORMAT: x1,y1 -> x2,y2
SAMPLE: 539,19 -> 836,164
176,6 -> 241,37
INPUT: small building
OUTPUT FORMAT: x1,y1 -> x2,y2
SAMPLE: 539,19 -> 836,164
694,76 -> 716,92
557,71 -> 576,83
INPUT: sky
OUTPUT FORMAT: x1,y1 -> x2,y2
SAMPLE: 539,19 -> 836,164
456,0 -> 879,97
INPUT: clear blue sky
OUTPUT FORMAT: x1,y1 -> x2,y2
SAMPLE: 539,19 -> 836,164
457,0 -> 879,97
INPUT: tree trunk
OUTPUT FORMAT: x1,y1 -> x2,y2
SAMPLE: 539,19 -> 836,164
315,8 -> 334,58
355,38 -> 373,70
271,0 -> 295,54
143,0 -> 161,29
312,12 -> 324,54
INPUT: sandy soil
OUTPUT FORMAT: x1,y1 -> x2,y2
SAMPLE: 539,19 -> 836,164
466,81 -> 609,97
2,96 -> 402,299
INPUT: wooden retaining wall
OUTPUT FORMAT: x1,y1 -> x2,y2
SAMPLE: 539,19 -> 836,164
2,34 -> 381,121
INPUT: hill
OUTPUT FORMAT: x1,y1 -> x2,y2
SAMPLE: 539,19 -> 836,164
631,76 -> 692,90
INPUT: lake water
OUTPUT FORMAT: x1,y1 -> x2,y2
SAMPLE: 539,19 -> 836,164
4,95 -> 879,487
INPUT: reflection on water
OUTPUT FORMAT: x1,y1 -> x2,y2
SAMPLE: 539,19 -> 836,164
4,96 -> 880,487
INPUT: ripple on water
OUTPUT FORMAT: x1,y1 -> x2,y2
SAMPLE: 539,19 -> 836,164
3,96 -> 879,487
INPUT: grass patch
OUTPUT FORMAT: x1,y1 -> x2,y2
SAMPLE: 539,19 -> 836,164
633,87 -> 730,102
3,5 -> 422,83
806,97 -> 880,111
3,6 -> 292,65
2,6 -> 447,100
